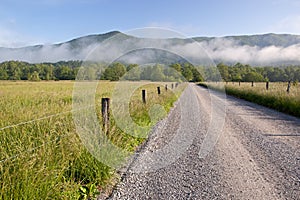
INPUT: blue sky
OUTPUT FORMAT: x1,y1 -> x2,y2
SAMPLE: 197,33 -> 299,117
1,0 -> 300,47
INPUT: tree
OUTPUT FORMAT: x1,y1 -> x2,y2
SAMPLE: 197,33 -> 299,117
204,66 -> 221,81
150,64 -> 165,81
102,62 -> 126,81
182,63 -> 193,81
243,71 -> 265,82
5,61 -> 21,80
163,67 -> 183,81
285,66 -> 296,81
124,65 -> 141,81
29,71 -> 40,81
217,63 -> 230,81
170,63 -> 182,72
295,68 -> 300,81
0,67 -> 8,80
0,60 -> 299,82
191,67 -> 203,82
140,65 -> 152,80
126,64 -> 138,72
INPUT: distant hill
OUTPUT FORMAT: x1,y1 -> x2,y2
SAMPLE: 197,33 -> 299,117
193,33 -> 300,48
1,31 -> 300,65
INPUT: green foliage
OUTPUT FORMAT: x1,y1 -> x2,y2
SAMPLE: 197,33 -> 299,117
29,71 -> 40,81
126,64 -> 138,72
0,61 -> 201,82
150,64 -> 165,81
0,60 -> 82,81
172,63 -> 203,82
200,82 -> 300,117
102,62 -> 126,81
203,62 -> 300,82
243,71 -> 265,82
217,63 -> 230,81
0,81 -> 184,199
181,64 -> 193,81
169,63 -> 182,72
78,183 -> 100,200
124,65 -> 141,81
125,64 -> 184,82
0,67 -> 8,80
2,61 -> 298,83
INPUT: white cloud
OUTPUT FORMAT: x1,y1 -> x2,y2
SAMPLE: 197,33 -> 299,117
168,37 -> 300,65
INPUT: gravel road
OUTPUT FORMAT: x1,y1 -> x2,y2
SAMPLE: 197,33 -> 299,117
106,83 -> 300,200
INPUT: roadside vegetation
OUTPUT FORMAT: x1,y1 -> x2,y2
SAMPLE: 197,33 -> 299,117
199,82 -> 300,117
0,81 -> 185,199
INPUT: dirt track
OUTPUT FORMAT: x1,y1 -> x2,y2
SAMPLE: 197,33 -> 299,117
107,83 -> 300,200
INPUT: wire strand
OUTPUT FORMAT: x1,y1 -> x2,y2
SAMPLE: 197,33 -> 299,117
0,131 -> 73,164
0,105 -> 94,131
0,105 -> 96,163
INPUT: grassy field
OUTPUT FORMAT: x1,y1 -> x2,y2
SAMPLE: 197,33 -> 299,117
199,82 -> 300,117
0,81 -> 184,199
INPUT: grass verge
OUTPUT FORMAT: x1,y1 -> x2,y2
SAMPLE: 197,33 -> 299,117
199,82 -> 300,118
0,81 -> 185,199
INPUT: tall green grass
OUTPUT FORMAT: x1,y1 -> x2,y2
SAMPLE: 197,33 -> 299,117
0,81 -> 185,199
199,82 -> 300,117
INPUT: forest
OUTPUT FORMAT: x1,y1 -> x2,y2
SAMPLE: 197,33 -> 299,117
0,60 -> 300,82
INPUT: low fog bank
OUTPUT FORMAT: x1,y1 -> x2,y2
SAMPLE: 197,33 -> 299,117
1,34 -> 300,66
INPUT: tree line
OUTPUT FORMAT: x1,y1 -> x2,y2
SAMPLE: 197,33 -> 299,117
213,63 -> 300,82
0,60 -> 82,81
0,61 -> 202,82
0,60 -> 300,82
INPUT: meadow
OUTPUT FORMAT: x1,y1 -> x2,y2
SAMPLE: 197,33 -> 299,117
200,82 -> 300,117
0,81 -> 184,199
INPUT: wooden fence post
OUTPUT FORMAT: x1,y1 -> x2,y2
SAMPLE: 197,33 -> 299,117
171,83 -> 174,89
287,81 -> 291,93
239,81 -> 241,86
157,87 -> 161,95
165,84 -> 168,91
251,81 -> 254,87
142,89 -> 146,103
101,98 -> 110,134
266,82 -> 269,90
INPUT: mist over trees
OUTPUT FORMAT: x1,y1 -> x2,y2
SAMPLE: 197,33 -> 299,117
0,60 -> 299,82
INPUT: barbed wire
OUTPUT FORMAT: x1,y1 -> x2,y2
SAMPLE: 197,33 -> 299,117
0,105 -> 95,131
0,105 -> 96,164
0,131 -> 73,164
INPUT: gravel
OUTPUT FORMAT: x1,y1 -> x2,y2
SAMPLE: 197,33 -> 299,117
104,83 -> 300,200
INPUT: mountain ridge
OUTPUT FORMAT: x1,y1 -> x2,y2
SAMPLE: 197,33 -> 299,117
2,31 -> 300,50
1,31 -> 300,65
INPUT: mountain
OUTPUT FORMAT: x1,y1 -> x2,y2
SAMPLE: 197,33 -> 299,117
193,33 -> 300,48
1,31 -> 300,65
